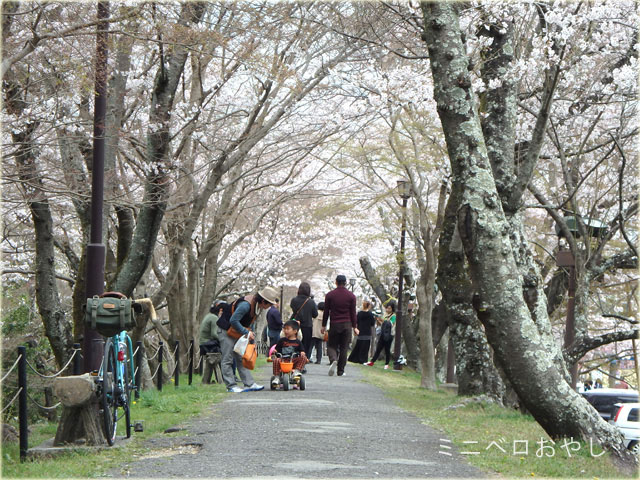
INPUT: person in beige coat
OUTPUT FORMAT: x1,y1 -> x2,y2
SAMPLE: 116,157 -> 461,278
309,301 -> 325,364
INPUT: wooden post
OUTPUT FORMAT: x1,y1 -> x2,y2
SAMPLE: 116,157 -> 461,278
53,374 -> 106,446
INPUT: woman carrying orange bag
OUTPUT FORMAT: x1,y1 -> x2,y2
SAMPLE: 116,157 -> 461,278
220,286 -> 279,393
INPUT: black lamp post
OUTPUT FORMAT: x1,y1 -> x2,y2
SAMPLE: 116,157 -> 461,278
555,215 -> 606,389
83,1 -> 109,373
348,278 -> 356,291
393,179 -> 411,371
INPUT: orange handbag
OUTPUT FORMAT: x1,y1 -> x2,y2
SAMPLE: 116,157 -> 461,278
242,341 -> 257,370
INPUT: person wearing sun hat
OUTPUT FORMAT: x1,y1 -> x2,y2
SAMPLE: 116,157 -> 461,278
220,286 -> 279,392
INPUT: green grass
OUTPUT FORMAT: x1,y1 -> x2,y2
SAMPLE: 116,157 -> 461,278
360,364 -> 637,479
2,375 -> 227,478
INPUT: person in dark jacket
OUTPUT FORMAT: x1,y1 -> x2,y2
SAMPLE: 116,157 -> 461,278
321,275 -> 358,376
290,281 -> 318,360
266,300 -> 283,347
347,300 -> 375,364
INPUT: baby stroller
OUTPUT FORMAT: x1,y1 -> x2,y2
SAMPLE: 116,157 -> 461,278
271,352 -> 306,391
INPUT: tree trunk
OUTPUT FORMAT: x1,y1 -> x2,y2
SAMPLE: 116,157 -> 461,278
415,243 -> 436,390
111,2 -> 206,296
420,3 -> 636,471
14,125 -> 73,368
437,182 -> 504,400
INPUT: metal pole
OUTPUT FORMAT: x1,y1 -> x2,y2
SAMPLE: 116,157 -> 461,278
280,286 -> 284,312
174,341 -> 180,388
565,265 -> 578,388
18,346 -> 27,462
83,1 -> 109,373
72,343 -> 82,375
632,338 -> 639,391
135,341 -> 143,399
393,196 -> 408,370
188,340 -> 194,386
157,342 -> 163,391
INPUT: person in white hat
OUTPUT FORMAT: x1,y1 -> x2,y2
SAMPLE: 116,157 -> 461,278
220,286 -> 279,392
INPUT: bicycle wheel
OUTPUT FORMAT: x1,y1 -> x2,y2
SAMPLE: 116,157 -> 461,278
101,338 -> 118,445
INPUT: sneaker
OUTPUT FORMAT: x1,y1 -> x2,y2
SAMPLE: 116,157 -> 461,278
338,372 -> 346,377
292,369 -> 301,379
227,385 -> 244,393
245,383 -> 264,391
271,377 -> 280,386
384,365 -> 389,370
328,361 -> 338,376
365,361 -> 374,366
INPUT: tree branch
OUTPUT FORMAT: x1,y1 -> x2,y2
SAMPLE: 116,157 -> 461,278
565,329 -> 640,365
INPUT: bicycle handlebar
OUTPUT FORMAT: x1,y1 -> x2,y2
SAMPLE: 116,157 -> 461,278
134,298 -> 157,321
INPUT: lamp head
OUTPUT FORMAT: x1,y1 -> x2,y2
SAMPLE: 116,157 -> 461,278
396,179 -> 411,199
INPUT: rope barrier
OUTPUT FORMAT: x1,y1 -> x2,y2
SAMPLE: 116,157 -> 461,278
1,387 -> 22,414
147,347 -> 160,361
150,363 -> 161,380
195,355 -> 202,370
24,349 -> 79,379
133,346 -> 140,357
0,354 -> 23,385
134,366 -> 139,377
27,392 -> 61,411
171,343 -> 179,357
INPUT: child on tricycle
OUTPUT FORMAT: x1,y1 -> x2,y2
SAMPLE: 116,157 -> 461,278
271,320 -> 308,390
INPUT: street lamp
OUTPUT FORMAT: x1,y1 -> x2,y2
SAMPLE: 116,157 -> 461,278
393,179 -> 411,371
348,278 -> 356,291
555,215 -> 606,389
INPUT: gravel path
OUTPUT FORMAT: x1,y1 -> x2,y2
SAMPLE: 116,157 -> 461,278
111,361 -> 484,479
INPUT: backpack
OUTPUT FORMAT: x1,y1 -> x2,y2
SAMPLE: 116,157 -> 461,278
380,320 -> 393,342
215,296 -> 251,330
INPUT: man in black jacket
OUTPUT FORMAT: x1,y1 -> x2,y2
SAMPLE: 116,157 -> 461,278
321,275 -> 359,376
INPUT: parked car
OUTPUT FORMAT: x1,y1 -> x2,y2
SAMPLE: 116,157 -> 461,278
580,388 -> 639,421
610,402 -> 639,454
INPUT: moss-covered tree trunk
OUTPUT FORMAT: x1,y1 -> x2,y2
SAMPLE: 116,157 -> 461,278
420,2 -> 635,471
437,180 -> 505,401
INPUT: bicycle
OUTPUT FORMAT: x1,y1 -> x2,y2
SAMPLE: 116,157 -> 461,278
100,329 -> 135,445
96,295 -> 156,445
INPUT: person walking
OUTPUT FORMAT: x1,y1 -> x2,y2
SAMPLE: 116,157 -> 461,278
309,301 -> 325,364
321,275 -> 358,377
347,300 -> 375,364
266,300 -> 283,347
220,286 -> 279,392
290,282 -> 318,366
366,302 -> 396,370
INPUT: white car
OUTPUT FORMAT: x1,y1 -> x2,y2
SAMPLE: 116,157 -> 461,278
610,402 -> 639,454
